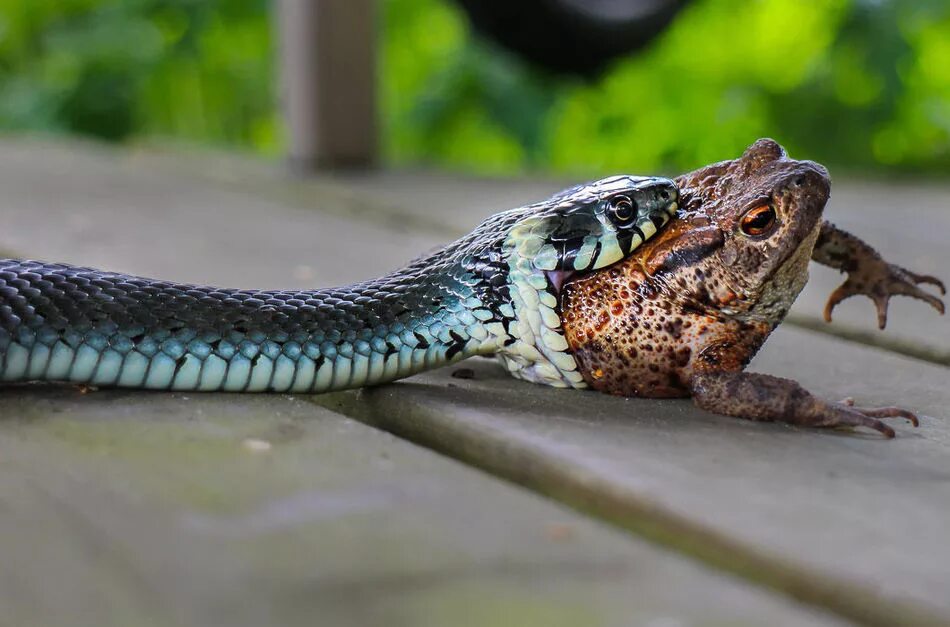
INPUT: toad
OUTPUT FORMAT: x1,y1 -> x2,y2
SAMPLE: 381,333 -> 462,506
561,139 -> 945,437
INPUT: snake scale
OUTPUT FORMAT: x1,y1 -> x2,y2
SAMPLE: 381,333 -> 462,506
0,176 -> 677,393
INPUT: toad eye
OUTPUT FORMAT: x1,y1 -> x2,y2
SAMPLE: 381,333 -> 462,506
608,195 -> 637,225
740,204 -> 777,237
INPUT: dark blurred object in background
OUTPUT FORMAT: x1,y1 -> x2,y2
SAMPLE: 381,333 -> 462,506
452,0 -> 688,76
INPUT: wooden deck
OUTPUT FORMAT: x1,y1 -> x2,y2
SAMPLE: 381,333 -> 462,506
0,137 -> 948,626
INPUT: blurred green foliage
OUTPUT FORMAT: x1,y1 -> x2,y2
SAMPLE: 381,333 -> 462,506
1,0 -> 949,175
0,0 -> 279,151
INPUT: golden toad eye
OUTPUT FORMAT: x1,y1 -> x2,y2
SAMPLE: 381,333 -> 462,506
740,204 -> 777,236
608,195 -> 637,224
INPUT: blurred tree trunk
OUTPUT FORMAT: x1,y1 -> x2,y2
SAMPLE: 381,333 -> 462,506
276,0 -> 377,171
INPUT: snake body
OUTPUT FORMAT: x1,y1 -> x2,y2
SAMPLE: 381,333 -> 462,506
0,176 -> 677,392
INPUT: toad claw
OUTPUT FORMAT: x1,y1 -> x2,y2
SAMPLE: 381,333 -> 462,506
828,402 -> 919,438
823,263 -> 946,330
852,405 -> 919,427
906,271 -> 947,295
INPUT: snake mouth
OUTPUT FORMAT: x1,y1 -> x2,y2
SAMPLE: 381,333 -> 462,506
543,198 -> 680,298
545,270 -> 576,295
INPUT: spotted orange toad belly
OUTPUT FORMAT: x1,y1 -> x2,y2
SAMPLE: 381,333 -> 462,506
562,261 -> 773,398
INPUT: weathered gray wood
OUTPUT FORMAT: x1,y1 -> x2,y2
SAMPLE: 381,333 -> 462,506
317,327 -> 950,626
1,137 -> 948,625
0,139 -> 435,287
0,390 -> 843,627
276,0 -> 377,170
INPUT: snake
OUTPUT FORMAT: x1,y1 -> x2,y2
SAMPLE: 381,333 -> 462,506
0,176 -> 678,393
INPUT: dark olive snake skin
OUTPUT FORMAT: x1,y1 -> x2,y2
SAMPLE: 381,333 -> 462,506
0,176 -> 677,392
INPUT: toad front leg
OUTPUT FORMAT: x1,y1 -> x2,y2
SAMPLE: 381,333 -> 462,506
813,221 -> 945,328
689,371 -> 919,438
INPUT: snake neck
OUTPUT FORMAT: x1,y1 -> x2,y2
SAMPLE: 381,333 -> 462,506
490,217 -> 587,389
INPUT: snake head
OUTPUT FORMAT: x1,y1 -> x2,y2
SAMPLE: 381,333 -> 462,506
493,175 -> 679,388
506,175 -> 679,293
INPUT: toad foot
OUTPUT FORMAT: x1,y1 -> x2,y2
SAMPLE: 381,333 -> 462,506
690,372 -> 918,439
813,223 -> 945,329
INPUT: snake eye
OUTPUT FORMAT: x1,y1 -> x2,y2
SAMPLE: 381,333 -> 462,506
608,195 -> 637,225
740,204 -> 777,237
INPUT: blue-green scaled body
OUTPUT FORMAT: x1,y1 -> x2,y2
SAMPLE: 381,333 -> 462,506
0,176 -> 677,392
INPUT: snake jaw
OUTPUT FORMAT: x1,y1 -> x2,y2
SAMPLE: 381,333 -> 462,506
545,270 -> 576,295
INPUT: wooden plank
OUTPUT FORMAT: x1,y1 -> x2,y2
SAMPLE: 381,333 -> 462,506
1,138 -> 947,624
276,0 -> 377,170
317,326 -> 950,626
0,138 -> 847,625
0,139 -> 436,288
0,390 -> 843,627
